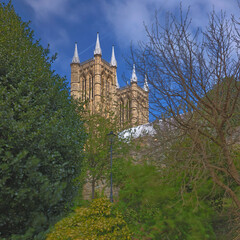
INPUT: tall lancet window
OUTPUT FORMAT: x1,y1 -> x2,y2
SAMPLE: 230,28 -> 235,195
137,101 -> 140,123
82,76 -> 85,101
120,99 -> 124,126
92,75 -> 94,99
89,75 -> 91,100
84,77 -> 87,100
120,101 -> 122,126
106,79 -> 109,97
126,98 -> 131,121
101,75 -> 104,100
110,78 -> 113,93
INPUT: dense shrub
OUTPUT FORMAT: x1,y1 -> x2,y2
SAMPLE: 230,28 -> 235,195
46,197 -> 132,240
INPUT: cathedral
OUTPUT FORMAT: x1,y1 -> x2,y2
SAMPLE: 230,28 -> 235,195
70,33 -> 149,127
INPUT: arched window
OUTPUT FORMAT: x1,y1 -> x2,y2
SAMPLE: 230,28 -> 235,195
120,102 -> 121,125
82,76 -> 85,101
107,77 -> 113,98
106,79 -> 109,97
129,99 -> 132,121
120,99 -> 124,126
137,100 -> 140,124
89,75 -> 92,100
101,74 -> 105,99
92,75 -> 94,99
85,77 -> 87,100
126,98 -> 131,121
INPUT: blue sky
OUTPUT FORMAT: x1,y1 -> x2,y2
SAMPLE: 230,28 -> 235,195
3,0 -> 239,94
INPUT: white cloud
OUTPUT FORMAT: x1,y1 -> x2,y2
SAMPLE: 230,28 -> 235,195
101,0 -> 239,47
22,0 -> 77,50
24,0 -> 69,20
102,0 -> 153,47
23,0 -> 95,22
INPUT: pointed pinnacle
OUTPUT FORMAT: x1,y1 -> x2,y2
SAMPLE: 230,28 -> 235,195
94,32 -> 102,56
116,73 -> 120,88
72,42 -> 80,63
143,74 -> 149,91
131,64 -> 137,83
110,45 -> 117,67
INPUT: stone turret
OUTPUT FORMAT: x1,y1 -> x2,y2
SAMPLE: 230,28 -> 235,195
109,45 -> 118,112
70,42 -> 80,99
130,64 -> 138,125
94,32 -> 102,111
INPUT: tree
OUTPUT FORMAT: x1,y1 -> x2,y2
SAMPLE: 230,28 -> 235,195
82,111 -> 131,200
46,197 -> 132,240
0,2 -> 86,239
82,113 -> 115,199
131,7 -> 240,209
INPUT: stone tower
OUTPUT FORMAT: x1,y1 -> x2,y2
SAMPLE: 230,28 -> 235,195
70,33 -> 149,128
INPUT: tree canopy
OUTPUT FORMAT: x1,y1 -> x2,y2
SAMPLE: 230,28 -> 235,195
0,2 -> 86,239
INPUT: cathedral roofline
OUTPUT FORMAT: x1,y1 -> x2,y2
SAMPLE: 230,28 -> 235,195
101,58 -> 111,67
79,58 -> 94,66
117,83 -> 147,94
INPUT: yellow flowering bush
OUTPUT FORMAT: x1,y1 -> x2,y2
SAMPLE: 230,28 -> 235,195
46,197 -> 132,240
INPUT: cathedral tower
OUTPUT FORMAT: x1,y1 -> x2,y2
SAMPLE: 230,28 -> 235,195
70,33 -> 149,127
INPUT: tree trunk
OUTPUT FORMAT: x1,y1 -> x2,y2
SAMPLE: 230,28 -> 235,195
91,180 -> 95,199
209,168 -> 240,209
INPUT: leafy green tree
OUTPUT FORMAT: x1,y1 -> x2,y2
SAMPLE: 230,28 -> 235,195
83,113 -> 114,199
0,2 -> 86,239
46,197 -> 132,240
82,111 -> 132,200
117,163 -> 216,240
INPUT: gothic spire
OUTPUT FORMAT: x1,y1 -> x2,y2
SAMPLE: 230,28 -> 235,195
143,74 -> 149,91
116,73 -> 120,88
131,64 -> 137,83
110,45 -> 117,67
72,42 -> 80,63
94,32 -> 102,56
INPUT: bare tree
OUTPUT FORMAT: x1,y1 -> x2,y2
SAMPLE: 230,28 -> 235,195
131,8 -> 240,209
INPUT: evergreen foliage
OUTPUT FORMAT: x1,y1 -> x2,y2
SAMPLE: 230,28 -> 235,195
46,197 -> 132,240
0,2 -> 86,239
